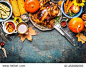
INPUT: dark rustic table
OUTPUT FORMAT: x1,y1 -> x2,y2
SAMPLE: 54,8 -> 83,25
0,0 -> 86,63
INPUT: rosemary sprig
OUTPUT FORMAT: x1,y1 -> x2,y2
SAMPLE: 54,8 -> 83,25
55,15 -> 61,24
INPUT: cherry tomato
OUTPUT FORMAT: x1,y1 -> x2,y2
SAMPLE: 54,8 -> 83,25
0,42 -> 4,47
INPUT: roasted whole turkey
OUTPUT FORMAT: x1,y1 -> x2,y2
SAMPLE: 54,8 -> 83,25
31,2 -> 59,28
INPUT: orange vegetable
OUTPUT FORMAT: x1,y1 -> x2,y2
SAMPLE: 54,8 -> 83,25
82,14 -> 86,20
10,0 -> 20,17
64,3 -> 67,14
66,0 -> 69,6
66,1 -> 73,13
58,1 -> 63,7
24,0 -> 40,13
18,0 -> 27,15
69,18 -> 84,33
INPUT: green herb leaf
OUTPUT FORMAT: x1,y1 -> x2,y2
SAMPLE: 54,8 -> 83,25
55,15 -> 61,24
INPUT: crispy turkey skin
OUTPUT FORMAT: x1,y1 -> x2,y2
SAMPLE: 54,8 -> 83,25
32,2 -> 59,28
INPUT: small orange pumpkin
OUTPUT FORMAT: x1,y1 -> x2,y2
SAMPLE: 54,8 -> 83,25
24,0 -> 40,13
69,18 -> 84,33
82,14 -> 86,20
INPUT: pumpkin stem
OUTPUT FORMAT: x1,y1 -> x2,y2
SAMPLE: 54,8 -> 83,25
31,5 -> 34,8
77,25 -> 80,33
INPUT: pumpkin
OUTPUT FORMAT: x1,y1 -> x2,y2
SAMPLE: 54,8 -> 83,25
24,0 -> 40,13
82,14 -> 86,20
69,18 -> 84,33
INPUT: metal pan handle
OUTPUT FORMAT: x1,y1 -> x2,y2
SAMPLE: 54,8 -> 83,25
60,28 -> 75,42
54,25 -> 75,46
63,33 -> 75,46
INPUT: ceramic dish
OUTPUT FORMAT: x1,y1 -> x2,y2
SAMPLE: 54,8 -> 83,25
2,20 -> 17,34
17,22 -> 28,34
21,13 -> 29,22
61,0 -> 83,18
0,1 -> 12,22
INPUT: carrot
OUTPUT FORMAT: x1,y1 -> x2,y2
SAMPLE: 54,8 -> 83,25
64,3 -> 67,14
66,0 -> 69,6
66,1 -> 74,13
69,9 -> 71,13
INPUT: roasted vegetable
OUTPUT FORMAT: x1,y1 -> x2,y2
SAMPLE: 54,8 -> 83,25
6,22 -> 15,33
18,0 -> 27,15
0,3 -> 10,19
64,0 -> 74,14
66,1 -> 73,13
10,0 -> 20,17
66,0 -> 69,6
64,3 -> 67,14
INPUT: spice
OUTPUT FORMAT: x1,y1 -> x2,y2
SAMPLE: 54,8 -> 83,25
21,13 -> 29,22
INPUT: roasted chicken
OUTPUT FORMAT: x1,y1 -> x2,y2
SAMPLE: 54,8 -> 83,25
32,2 -> 59,28
39,0 -> 50,8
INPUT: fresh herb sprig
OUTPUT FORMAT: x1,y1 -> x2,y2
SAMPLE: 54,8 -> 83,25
68,11 -> 77,17
55,15 -> 61,24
